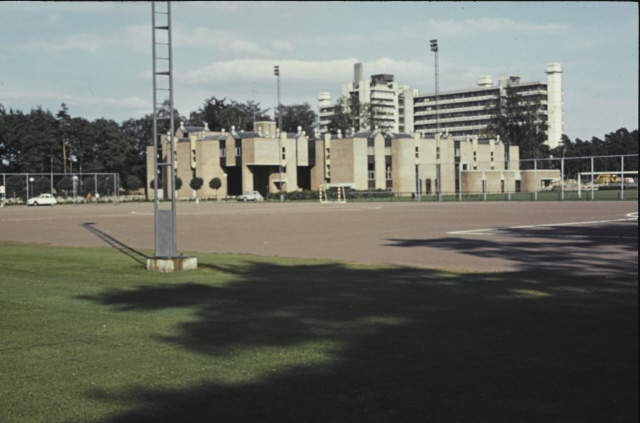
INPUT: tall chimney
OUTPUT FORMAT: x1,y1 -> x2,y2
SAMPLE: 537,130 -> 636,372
354,63 -> 363,88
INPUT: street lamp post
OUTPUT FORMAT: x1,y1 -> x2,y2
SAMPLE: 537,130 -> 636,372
274,65 -> 284,202
72,176 -> 78,205
29,177 -> 34,201
223,173 -> 228,203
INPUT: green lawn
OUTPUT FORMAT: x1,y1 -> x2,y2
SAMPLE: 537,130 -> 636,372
0,242 -> 637,423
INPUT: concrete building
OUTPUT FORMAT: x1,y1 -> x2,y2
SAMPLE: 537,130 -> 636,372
319,63 -> 563,149
318,63 -> 418,134
147,121 -> 559,199
147,121 -> 310,200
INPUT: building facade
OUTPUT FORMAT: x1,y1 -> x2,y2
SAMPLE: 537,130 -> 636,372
318,63 -> 418,134
147,121 -> 558,200
319,63 -> 563,149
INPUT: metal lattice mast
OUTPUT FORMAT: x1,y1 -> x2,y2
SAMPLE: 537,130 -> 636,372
152,1 -> 177,257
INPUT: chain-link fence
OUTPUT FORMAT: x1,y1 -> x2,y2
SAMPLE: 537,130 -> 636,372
1,173 -> 121,206
410,154 -> 638,203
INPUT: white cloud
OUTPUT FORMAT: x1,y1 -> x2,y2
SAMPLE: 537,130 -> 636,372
271,40 -> 295,53
177,58 -> 361,85
20,33 -> 106,53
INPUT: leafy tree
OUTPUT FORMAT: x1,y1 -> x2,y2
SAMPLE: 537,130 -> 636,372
126,175 -> 142,192
484,86 -> 549,162
57,176 -> 73,193
209,177 -> 222,199
327,96 -> 389,134
90,119 -> 131,176
82,176 -> 96,194
550,129 -> 638,175
98,175 -> 119,196
121,114 -> 153,194
0,107 -> 29,173
278,103 -> 317,136
18,107 -> 60,174
34,178 -> 51,196
190,177 -> 203,196
175,177 -> 183,191
5,176 -> 26,199
66,116 -> 96,175
198,96 -> 270,132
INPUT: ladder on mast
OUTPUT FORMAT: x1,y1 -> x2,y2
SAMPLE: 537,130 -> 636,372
152,1 -> 177,258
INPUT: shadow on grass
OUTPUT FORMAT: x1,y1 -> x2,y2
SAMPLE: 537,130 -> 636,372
82,222 -> 149,265
77,259 -> 638,423
385,221 -> 639,278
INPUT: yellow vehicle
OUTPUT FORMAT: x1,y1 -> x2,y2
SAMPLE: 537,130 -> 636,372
595,174 -> 621,185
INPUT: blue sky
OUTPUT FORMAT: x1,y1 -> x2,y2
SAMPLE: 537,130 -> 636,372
0,1 -> 637,141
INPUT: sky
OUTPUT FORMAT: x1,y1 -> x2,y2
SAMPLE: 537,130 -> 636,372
0,1 -> 637,141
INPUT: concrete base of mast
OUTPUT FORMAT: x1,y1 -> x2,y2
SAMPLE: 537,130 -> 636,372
146,255 -> 197,272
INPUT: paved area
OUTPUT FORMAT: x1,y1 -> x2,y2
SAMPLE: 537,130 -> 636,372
1,200 -> 637,277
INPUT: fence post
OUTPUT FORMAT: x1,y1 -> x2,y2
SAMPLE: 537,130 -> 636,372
458,163 -> 462,201
621,156 -> 624,200
561,157 -> 564,201
534,158 -> 537,201
591,157 -> 594,201
483,161 -> 487,201
25,174 -> 29,206
507,157 -> 511,201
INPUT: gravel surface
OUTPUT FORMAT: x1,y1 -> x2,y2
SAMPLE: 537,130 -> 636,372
1,201 -> 637,277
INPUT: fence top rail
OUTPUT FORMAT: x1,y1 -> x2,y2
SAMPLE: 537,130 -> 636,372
1,173 -> 120,177
417,154 -> 638,167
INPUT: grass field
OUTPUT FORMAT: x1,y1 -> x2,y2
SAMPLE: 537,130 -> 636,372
1,242 -> 637,423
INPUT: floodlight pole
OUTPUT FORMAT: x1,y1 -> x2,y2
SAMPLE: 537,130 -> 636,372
431,39 -> 442,202
274,65 -> 284,202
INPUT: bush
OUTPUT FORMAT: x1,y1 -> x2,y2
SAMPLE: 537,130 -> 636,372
150,178 -> 163,190
209,177 -> 221,191
190,177 -> 203,191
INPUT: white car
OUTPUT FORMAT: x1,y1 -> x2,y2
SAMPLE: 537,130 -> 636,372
27,193 -> 57,207
237,191 -> 264,202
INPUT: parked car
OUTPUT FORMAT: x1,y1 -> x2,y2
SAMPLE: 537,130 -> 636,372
237,191 -> 264,202
27,193 -> 57,207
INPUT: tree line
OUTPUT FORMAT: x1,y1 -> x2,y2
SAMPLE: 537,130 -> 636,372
1,89 -> 636,198
0,98 -> 318,198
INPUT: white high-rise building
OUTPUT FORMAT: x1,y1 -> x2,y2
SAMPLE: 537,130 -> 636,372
318,63 -> 416,133
319,63 -> 563,149
413,63 -> 563,149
